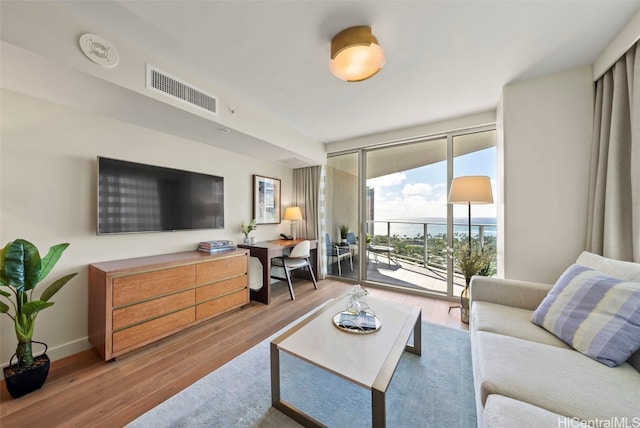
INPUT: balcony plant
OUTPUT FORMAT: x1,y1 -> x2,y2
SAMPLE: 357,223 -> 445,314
0,239 -> 77,398
339,224 -> 349,243
448,243 -> 495,323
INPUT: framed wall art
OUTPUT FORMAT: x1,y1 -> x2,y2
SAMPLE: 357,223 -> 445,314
253,175 -> 281,224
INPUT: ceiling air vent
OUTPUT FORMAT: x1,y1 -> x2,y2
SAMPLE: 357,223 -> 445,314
146,64 -> 218,116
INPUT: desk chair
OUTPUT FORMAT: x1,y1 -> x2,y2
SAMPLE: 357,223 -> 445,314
271,240 -> 318,300
325,233 -> 353,276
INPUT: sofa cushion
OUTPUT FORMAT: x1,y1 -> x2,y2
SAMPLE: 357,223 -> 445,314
576,251 -> 640,372
531,264 -> 640,367
575,252 -> 640,371
471,301 -> 570,349
483,394 -> 589,428
470,276 -> 553,311
576,251 -> 640,281
472,331 -> 640,422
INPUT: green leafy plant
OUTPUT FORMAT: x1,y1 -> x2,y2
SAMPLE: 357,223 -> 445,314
448,244 -> 495,286
240,219 -> 257,238
339,224 -> 349,240
0,239 -> 77,369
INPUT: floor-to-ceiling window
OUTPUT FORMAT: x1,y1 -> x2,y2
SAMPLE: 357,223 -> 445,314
325,127 -> 496,299
365,137 -> 449,294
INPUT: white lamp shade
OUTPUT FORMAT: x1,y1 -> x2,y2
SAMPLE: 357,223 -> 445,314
284,206 -> 303,220
448,176 -> 494,204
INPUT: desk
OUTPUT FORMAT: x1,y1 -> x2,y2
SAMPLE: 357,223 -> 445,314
237,239 -> 318,304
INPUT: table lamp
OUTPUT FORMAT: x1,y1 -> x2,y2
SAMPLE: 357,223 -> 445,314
284,207 -> 303,240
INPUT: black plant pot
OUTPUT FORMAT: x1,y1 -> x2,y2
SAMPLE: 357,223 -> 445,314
3,342 -> 50,399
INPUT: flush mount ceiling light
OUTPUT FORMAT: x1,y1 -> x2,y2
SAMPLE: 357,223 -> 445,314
330,25 -> 385,82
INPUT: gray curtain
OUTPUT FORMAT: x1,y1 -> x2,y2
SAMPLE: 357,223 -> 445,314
292,165 -> 327,278
586,40 -> 640,263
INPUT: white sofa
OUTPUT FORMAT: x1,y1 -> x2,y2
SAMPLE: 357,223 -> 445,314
469,251 -> 640,428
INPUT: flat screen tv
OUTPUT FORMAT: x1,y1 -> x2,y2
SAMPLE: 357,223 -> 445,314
97,157 -> 224,234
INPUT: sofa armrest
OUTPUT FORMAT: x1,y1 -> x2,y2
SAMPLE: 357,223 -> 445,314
470,276 -> 553,311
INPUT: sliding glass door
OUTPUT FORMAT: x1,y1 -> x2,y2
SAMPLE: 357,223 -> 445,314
325,127 -> 496,299
365,137 -> 449,294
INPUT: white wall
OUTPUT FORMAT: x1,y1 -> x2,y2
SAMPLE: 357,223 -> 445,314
0,90 -> 294,367
500,66 -> 594,283
593,10 -> 640,79
0,1 -> 326,165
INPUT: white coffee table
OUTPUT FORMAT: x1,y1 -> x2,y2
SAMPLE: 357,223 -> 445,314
270,294 -> 422,427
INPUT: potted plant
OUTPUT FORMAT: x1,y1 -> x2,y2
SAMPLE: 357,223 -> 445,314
339,225 -> 349,244
240,219 -> 257,244
0,239 -> 77,398
448,243 -> 494,323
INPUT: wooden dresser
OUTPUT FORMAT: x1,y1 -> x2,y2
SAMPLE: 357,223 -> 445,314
88,249 -> 249,360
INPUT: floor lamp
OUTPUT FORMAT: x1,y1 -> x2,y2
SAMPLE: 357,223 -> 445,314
447,176 -> 494,323
448,176 -> 494,250
283,207 -> 303,240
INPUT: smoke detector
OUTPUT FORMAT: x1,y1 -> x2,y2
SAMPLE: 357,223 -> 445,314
79,34 -> 119,68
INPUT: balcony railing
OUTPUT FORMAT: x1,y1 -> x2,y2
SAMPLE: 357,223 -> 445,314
366,220 -> 497,271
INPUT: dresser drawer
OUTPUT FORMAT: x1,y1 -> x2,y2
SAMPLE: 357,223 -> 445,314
113,265 -> 195,307
112,289 -> 195,331
195,255 -> 247,286
196,289 -> 248,320
196,275 -> 247,303
89,249 -> 249,360
112,307 -> 195,354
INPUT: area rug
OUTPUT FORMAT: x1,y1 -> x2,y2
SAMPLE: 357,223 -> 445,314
128,315 -> 476,427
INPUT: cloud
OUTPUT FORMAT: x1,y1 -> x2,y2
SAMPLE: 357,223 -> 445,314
367,179 -> 448,219
433,182 -> 446,190
367,172 -> 406,188
372,190 -> 449,220
368,175 -> 497,221
376,198 -> 444,219
402,182 -> 433,196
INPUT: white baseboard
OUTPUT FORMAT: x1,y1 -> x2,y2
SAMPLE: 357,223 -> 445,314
1,337 -> 93,379
46,337 -> 93,362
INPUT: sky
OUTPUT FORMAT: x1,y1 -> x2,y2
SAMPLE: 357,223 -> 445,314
367,147 -> 497,221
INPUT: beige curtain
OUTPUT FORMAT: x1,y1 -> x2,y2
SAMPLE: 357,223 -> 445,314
292,165 -> 327,278
586,40 -> 640,263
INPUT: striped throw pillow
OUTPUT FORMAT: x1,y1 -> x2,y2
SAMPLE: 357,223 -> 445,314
531,264 -> 640,367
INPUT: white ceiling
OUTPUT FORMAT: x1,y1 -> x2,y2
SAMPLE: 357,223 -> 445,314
56,0 -> 640,145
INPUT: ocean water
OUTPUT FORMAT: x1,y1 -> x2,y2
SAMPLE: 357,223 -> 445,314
370,217 -> 497,239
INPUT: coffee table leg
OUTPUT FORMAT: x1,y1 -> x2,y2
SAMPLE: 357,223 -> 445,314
406,309 -> 422,356
372,387 -> 386,428
271,345 -> 326,428
270,342 -> 281,406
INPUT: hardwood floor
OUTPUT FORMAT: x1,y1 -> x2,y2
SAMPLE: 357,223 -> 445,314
0,279 -> 467,427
